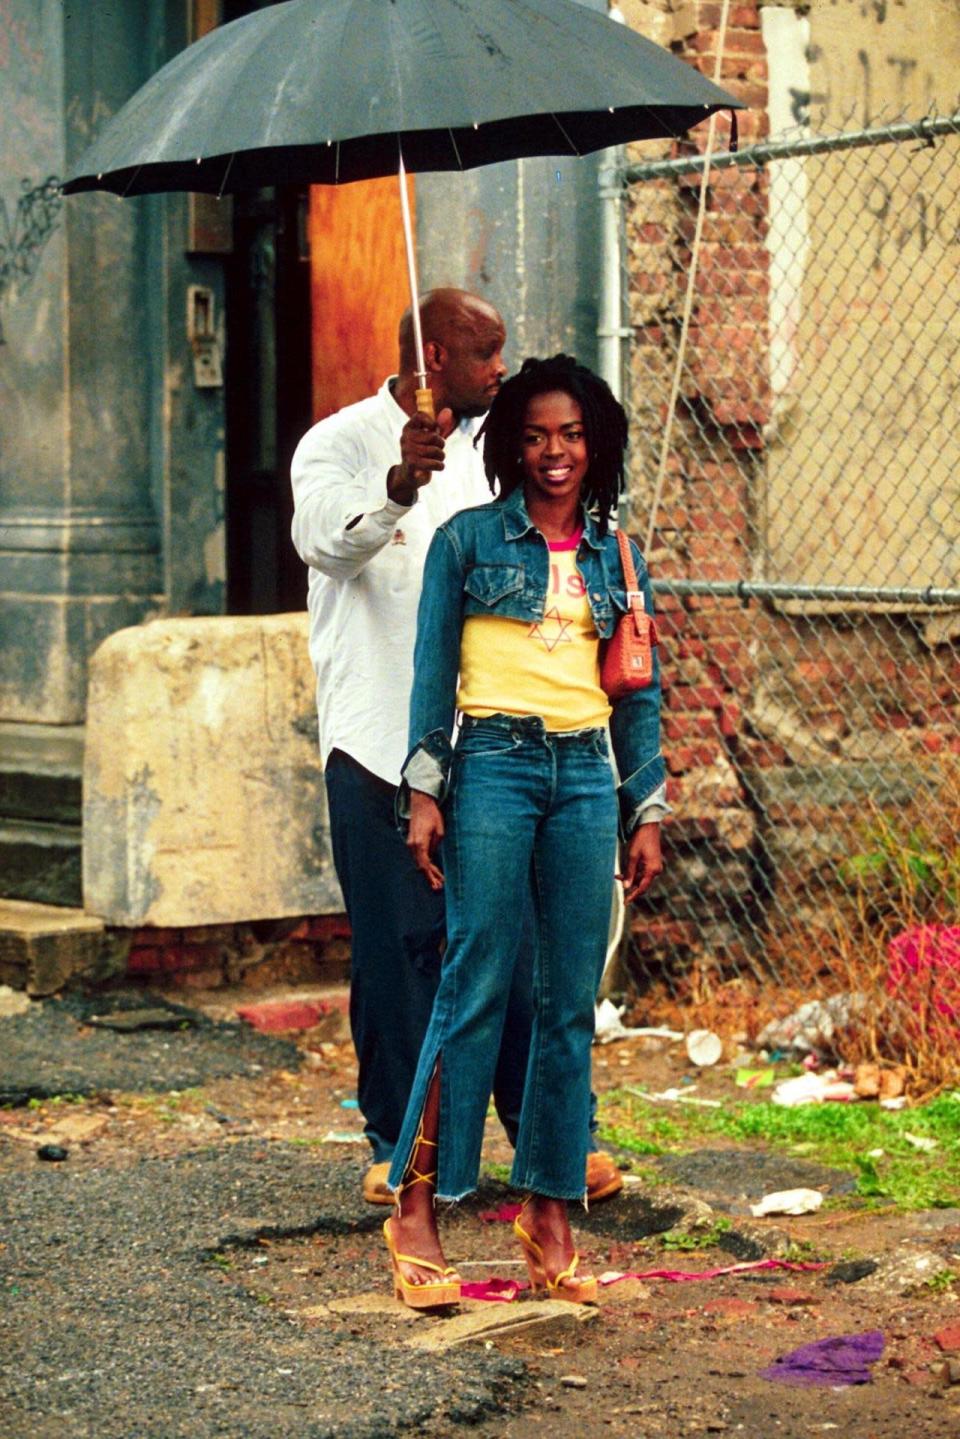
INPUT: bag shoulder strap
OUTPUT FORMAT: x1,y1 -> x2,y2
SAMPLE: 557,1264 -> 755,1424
616,527 -> 639,592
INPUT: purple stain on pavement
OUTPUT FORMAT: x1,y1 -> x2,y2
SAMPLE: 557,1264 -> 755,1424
760,1330 -> 884,1387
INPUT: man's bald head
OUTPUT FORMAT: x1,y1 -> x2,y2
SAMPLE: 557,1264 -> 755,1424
399,288 -> 502,368
397,288 -> 507,420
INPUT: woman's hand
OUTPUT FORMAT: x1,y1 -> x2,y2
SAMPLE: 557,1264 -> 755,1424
407,790 -> 445,891
618,822 -> 663,904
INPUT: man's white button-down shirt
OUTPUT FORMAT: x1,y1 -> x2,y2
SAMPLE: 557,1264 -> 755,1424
291,377 -> 491,786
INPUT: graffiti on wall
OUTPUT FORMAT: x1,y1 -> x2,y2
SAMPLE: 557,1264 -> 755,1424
0,175 -> 62,343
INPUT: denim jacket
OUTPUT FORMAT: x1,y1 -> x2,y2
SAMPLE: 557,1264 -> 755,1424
400,487 -> 667,836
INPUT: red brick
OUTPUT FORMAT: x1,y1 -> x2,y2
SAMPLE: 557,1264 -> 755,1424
719,703 -> 743,737
131,927 -> 181,946
127,943 -> 222,975
703,4 -> 760,27
707,664 -> 751,690
703,1297 -> 759,1318
668,685 -> 726,711
305,914 -> 352,942
127,946 -> 165,974
768,1289 -> 817,1306
664,713 -> 717,741
236,1000 -> 328,1033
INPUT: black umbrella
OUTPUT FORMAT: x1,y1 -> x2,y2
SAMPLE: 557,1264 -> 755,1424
63,0 -> 740,401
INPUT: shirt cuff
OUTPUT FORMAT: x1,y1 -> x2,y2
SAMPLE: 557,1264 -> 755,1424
401,747 -> 446,801
345,495 -> 416,533
626,783 -> 671,835
396,730 -> 455,824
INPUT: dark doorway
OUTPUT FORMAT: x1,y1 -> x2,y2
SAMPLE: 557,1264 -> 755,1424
224,185 -> 311,614
222,1 -> 312,615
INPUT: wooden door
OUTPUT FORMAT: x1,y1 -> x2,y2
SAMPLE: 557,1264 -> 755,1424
308,177 -> 415,421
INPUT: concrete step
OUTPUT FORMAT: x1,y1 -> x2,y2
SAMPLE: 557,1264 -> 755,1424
0,820 -> 83,907
0,722 -> 83,818
0,724 -> 84,905
0,898 -> 105,996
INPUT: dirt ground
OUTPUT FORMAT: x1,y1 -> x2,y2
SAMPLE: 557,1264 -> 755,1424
2,983 -> 960,1439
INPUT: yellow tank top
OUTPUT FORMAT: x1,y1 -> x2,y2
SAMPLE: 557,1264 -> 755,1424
457,531 -> 611,732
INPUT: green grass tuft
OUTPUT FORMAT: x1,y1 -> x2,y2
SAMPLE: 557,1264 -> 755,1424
597,1089 -> 960,1211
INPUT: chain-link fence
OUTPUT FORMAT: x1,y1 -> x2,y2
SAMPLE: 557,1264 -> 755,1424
616,113 -> 960,1053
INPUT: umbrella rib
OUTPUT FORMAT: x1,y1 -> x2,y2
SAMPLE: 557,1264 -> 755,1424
217,152 -> 237,198
549,113 -> 581,156
121,164 -> 144,198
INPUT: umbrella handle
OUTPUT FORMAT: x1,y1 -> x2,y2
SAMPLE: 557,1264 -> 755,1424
415,387 -> 435,419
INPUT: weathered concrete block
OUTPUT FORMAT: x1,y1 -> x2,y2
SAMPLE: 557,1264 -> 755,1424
0,898 -> 105,996
83,615 -> 342,926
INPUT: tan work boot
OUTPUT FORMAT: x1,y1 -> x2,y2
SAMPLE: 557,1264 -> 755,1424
586,1150 -> 623,1203
362,1160 -> 394,1205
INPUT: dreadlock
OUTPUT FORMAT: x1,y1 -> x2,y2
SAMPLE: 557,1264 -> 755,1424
476,354 -> 628,538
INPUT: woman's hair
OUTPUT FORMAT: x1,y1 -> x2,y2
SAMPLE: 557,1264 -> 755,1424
476,354 -> 628,536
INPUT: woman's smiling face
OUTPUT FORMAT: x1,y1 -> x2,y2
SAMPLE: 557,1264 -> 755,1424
520,390 -> 589,507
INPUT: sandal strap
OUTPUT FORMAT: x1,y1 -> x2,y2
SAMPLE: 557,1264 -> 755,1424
553,1253 -> 582,1287
391,1249 -> 457,1278
400,1164 -> 437,1192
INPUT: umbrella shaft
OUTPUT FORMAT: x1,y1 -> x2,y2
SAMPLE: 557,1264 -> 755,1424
398,156 -> 427,390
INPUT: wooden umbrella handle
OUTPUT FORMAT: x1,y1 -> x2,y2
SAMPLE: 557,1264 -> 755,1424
415,387 -> 435,419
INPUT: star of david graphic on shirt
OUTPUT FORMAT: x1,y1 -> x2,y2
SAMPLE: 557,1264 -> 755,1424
528,606 -> 573,652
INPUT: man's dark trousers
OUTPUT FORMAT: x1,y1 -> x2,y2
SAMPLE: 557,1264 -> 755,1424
325,748 -> 532,1162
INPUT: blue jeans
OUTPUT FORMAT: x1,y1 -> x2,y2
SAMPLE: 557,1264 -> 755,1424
325,750 -> 532,1162
388,714 -> 618,1202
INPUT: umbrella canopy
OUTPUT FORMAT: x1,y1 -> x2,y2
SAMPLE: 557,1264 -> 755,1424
62,0 -> 741,198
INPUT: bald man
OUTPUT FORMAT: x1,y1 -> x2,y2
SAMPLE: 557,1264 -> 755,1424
291,289 -> 622,1206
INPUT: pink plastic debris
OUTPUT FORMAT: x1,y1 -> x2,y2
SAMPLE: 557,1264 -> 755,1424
460,1277 -> 529,1302
887,925 -> 960,1026
478,1203 -> 523,1224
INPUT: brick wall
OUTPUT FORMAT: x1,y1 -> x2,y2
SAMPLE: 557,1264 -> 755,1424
621,0 -> 960,987
125,915 -> 352,990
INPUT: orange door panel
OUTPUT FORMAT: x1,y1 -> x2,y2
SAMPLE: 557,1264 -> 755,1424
309,177 -> 414,421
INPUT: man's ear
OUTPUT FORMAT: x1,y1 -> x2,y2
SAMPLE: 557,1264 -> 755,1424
424,339 -> 446,374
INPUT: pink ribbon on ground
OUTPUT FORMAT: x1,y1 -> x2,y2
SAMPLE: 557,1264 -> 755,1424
598,1258 -> 828,1285
460,1277 -> 529,1301
461,1257 -> 827,1301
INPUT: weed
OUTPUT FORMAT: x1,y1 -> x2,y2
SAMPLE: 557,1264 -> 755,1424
481,1161 -> 512,1183
659,1219 -> 732,1251
206,1252 -> 233,1271
27,1093 -> 86,1110
926,1269 -> 958,1294
782,1239 -> 825,1263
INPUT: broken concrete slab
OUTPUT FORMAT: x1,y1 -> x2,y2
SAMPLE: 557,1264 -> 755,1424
406,1299 -> 598,1352
0,898 -> 106,996
858,1247 -> 953,1297
88,1007 -> 191,1032
327,1292 -> 427,1322
83,615 -> 343,927
0,984 -> 31,1017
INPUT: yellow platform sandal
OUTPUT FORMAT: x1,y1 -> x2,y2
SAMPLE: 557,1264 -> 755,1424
383,1134 -> 461,1309
513,1199 -> 598,1305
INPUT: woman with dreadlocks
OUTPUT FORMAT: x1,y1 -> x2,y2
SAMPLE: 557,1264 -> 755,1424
383,355 -> 667,1309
